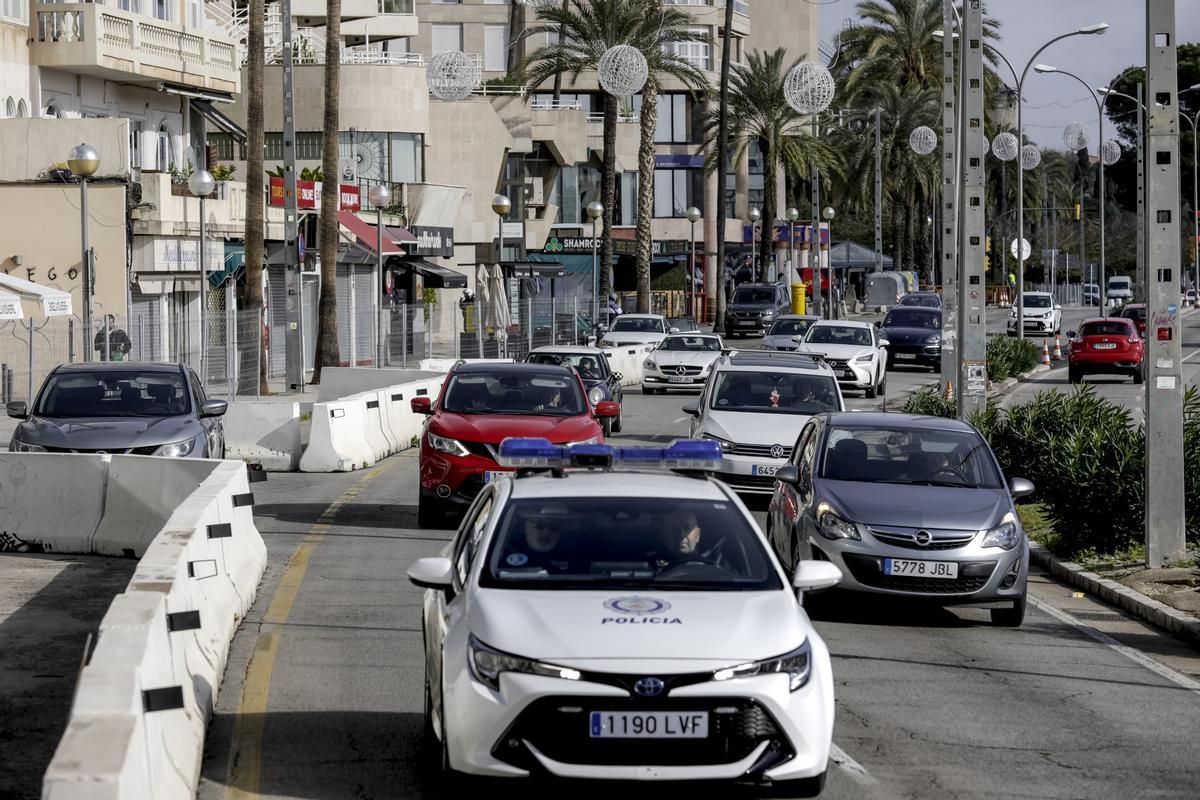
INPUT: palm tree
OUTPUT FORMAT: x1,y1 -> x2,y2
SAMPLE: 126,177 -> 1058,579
702,49 -> 843,276
313,0 -> 342,383
245,0 -> 267,393
633,2 -> 708,312
711,0 -> 735,332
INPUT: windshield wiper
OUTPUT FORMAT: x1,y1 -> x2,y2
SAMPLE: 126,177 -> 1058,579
874,479 -> 974,489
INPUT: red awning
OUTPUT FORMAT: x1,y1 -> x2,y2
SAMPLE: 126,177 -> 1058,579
337,210 -> 415,254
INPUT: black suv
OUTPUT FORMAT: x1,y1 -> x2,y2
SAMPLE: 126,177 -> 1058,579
723,283 -> 791,337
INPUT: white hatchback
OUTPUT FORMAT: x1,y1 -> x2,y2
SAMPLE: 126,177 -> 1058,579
409,439 -> 842,794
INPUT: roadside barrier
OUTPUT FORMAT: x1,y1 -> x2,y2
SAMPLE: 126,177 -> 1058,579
1041,340 -> 1052,367
1053,334 -> 1063,361
223,401 -> 303,471
604,344 -> 656,388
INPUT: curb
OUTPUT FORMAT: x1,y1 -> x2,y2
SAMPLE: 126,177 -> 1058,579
987,362 -> 1052,399
1029,542 -> 1200,647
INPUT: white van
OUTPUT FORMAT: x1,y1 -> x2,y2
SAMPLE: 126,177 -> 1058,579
1107,276 -> 1133,306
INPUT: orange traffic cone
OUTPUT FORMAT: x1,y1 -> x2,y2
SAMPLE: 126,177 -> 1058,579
1041,340 -> 1052,366
1053,333 -> 1063,360
943,381 -> 954,402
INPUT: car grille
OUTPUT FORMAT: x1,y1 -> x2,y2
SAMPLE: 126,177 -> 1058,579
824,358 -> 849,370
656,365 -> 705,376
867,527 -> 977,551
843,554 -> 995,594
716,472 -> 778,494
727,443 -> 782,457
41,445 -> 160,455
493,696 -> 792,770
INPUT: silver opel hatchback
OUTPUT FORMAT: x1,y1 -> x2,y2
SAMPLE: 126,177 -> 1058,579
766,412 -> 1033,626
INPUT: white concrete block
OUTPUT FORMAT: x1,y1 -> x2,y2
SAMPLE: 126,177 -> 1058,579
92,457 -> 220,557
315,366 -> 445,402
354,391 -> 393,461
223,401 -> 302,471
0,453 -> 107,554
299,400 -> 376,472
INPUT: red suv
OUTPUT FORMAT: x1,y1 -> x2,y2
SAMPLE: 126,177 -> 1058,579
1067,318 -> 1145,384
412,362 -> 619,526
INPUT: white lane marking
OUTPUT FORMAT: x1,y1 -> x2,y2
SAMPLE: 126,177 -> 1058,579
1028,596 -> 1200,698
830,742 -> 877,785
672,416 -> 687,424
1183,348 -> 1200,363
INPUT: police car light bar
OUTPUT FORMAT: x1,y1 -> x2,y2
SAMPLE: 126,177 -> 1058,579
497,438 -> 722,471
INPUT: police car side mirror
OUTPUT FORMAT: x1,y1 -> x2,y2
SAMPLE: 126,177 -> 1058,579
408,557 -> 454,590
792,560 -> 842,594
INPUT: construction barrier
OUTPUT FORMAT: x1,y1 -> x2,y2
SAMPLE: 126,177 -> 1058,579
1053,334 -> 1063,360
603,344 -> 656,388
1041,340 -> 1052,367
223,401 -> 303,471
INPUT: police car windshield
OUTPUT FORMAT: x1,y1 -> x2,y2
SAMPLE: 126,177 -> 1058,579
710,371 -> 839,415
443,372 -> 585,416
480,497 -> 780,591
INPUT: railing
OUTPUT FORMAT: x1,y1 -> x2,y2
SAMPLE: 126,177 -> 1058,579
532,100 -> 583,111
588,111 -> 640,124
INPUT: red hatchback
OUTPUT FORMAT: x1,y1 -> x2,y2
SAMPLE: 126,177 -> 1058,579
411,362 -> 619,526
1067,318 -> 1145,384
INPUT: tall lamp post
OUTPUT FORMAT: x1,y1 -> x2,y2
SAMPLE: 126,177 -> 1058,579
1098,85 -> 1148,313
786,207 -> 800,287
491,194 -> 511,353
368,184 -> 391,368
188,169 -> 215,384
67,143 -> 100,361
822,206 -> 836,317
685,206 -> 702,319
747,207 -> 761,282
1014,23 -> 1109,338
586,201 -> 604,339
1180,84 -> 1200,299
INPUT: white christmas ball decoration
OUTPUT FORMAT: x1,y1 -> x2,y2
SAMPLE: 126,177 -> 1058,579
1020,144 -> 1042,171
1101,139 -> 1122,166
784,61 -> 836,114
982,135 -> 990,155
1063,121 -> 1089,151
427,50 -> 481,101
991,131 -> 1019,162
909,125 -> 938,155
598,44 -> 649,97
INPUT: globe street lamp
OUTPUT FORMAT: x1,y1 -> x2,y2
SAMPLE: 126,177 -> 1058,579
188,169 -> 216,384
686,206 -> 702,319
822,206 -> 836,318
368,183 -> 392,368
67,143 -> 100,359
586,201 -> 604,339
747,207 -> 762,282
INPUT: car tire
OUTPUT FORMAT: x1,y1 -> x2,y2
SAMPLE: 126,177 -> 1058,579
770,770 -> 827,797
612,408 -> 624,433
602,417 -> 613,438
1068,365 -> 1081,384
643,386 -> 657,396
865,369 -> 879,399
418,494 -> 447,529
1133,364 -> 1145,385
878,371 -> 887,396
991,594 -> 1026,627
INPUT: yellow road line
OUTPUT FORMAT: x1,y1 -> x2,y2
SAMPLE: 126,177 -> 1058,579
224,466 -> 386,799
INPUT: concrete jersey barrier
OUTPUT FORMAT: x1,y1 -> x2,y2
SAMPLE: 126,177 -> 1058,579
223,400 -> 302,471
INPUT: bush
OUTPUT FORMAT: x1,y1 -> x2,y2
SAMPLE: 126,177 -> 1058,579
985,336 -> 1041,382
901,386 -> 956,418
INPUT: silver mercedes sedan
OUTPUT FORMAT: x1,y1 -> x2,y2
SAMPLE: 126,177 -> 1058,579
8,363 -> 227,458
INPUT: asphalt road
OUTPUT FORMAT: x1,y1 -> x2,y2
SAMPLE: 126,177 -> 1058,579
198,365 -> 1200,800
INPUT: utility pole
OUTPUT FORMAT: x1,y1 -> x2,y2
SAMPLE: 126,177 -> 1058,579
811,116 -> 822,318
874,106 -> 883,275
957,0 -> 987,417
940,0 -> 959,383
281,0 -> 304,391
1144,0 -> 1186,567
1136,81 -> 1146,302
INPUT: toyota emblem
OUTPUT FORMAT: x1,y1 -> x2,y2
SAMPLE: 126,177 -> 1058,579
770,444 -> 787,459
912,530 -> 933,547
633,677 -> 665,697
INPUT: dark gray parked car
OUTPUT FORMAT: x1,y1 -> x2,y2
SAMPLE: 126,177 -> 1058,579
766,412 -> 1033,627
8,363 -> 227,458
723,283 -> 791,337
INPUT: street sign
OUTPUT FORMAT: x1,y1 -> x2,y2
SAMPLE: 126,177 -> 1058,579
1010,238 -> 1031,262
297,231 -> 306,263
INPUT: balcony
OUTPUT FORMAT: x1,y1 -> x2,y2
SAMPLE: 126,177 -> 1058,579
31,4 -> 240,94
293,0 -> 418,42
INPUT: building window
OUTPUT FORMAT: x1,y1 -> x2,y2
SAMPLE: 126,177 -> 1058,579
431,24 -> 463,55
653,168 -> 702,219
3,97 -> 14,118
633,93 -> 693,144
208,132 -> 246,161
157,126 -> 173,171
389,132 -> 424,183
296,132 -> 323,160
484,24 -> 509,72
264,133 -> 283,160
665,28 -> 710,72
1,0 -> 28,22
154,0 -> 171,22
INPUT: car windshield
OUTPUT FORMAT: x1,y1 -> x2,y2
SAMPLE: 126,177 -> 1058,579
805,325 -> 873,347
443,372 -> 585,416
710,371 -> 840,415
899,294 -> 939,308
1121,306 -> 1146,321
884,310 -> 941,329
611,317 -> 664,333
480,497 -> 781,591
34,370 -> 190,418
1080,321 -> 1134,337
1021,295 -> 1053,309
668,317 -> 698,331
820,425 -> 1003,489
732,287 -> 776,304
768,318 -> 813,337
1108,278 -> 1131,289
659,336 -> 722,352
528,352 -> 608,380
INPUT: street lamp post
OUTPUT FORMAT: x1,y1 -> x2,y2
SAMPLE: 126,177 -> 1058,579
67,144 -> 100,361
1098,85 -> 1148,313
492,194 -> 512,355
822,206 -> 836,317
747,207 -> 761,282
686,206 -> 702,319
188,169 -> 216,385
1180,85 -> 1200,300
1015,23 -> 1109,337
586,201 -> 604,341
786,207 -> 800,289
368,184 -> 391,368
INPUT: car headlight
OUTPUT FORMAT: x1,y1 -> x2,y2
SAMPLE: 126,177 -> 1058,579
713,640 -> 812,692
700,433 -> 735,453
760,310 -> 775,317
599,338 -> 615,348
11,438 -> 46,453
816,501 -> 861,540
927,334 -> 942,345
981,511 -> 1022,550
854,352 -> 874,363
154,438 -> 197,458
427,431 -> 470,457
468,635 -> 580,691
566,436 -> 602,447
588,386 -> 606,405
644,359 -> 657,370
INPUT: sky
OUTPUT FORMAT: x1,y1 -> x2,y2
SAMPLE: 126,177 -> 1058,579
816,0 -> 1200,149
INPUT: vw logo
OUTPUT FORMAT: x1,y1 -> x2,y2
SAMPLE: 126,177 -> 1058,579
634,677 -> 665,697
770,444 -> 787,459
674,365 -> 688,375
913,530 -> 933,547
603,596 -> 671,616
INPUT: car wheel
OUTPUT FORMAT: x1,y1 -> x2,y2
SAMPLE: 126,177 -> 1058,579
864,369 -> 878,399
643,386 -> 657,396
878,371 -> 887,396
991,594 -> 1026,627
418,494 -> 447,529
602,417 -> 613,438
612,408 -> 624,433
1133,364 -> 1145,385
770,770 -> 827,797
1068,365 -> 1082,384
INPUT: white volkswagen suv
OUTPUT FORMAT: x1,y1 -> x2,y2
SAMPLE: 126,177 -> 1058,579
796,320 -> 889,398
408,439 -> 842,794
684,352 -> 844,495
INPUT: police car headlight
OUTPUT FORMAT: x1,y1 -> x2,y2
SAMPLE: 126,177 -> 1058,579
468,635 -> 580,691
926,334 -> 942,345
816,502 -> 860,540
428,431 -> 470,458
981,511 -> 1021,550
701,433 -> 735,453
588,386 -> 606,405
714,640 -> 812,692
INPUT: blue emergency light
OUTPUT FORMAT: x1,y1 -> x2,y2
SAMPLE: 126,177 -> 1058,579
497,438 -> 721,471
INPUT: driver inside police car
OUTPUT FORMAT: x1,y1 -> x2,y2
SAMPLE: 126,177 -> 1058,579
648,511 -> 703,568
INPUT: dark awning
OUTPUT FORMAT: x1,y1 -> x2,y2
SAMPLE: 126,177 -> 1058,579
460,261 -> 567,279
399,258 -> 467,288
193,99 -> 246,145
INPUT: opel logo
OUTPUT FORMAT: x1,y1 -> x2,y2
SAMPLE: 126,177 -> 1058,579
634,677 -> 665,697
674,365 -> 688,375
770,444 -> 787,459
913,529 -> 933,547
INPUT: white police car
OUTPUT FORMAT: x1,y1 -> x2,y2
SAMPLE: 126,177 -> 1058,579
408,439 -> 842,793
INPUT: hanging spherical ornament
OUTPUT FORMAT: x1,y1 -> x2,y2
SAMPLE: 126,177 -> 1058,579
784,61 -> 836,114
981,135 -> 990,155
1062,121 -> 1090,152
991,131 -> 1019,162
427,50 -> 481,101
598,44 -> 649,97
909,125 -> 938,156
1020,144 -> 1042,171
1101,139 -> 1122,166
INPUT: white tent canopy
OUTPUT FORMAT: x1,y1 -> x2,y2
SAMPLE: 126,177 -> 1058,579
0,290 -> 23,320
0,272 -> 73,317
